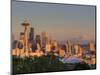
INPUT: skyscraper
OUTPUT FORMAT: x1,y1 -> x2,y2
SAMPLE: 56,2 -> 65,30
29,27 -> 35,51
73,44 -> 79,55
66,41 -> 71,54
45,41 -> 51,53
35,35 -> 41,47
41,32 -> 47,48
29,27 -> 34,43
88,42 -> 95,51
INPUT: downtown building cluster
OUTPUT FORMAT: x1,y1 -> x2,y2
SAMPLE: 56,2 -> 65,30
11,20 -> 96,65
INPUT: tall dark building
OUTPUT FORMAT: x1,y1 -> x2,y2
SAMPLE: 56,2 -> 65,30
35,35 -> 41,47
29,27 -> 35,51
29,27 -> 34,43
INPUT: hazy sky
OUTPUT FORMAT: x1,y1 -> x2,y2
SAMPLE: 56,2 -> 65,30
12,1 -> 96,42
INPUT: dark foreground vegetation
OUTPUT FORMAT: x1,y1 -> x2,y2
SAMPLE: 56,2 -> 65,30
12,55 -> 95,74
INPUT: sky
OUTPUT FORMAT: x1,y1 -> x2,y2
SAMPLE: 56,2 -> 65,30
12,1 -> 96,43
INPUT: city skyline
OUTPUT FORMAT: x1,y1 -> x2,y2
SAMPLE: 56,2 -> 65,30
12,1 -> 96,43
12,1 -> 96,74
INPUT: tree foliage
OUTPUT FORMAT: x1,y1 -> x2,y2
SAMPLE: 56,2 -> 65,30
12,55 -> 91,74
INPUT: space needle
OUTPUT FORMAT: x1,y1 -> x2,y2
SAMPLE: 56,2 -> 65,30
21,19 -> 30,53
